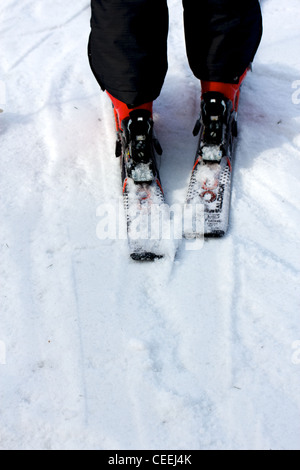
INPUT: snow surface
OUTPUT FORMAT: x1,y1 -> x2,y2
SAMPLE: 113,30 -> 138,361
1,0 -> 300,450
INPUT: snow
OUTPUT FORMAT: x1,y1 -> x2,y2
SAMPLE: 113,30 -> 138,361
0,0 -> 300,450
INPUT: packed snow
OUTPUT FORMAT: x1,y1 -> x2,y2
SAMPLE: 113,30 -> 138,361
0,0 -> 300,450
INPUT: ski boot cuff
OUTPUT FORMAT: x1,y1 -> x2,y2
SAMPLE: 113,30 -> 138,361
106,92 -> 153,131
201,68 -> 249,111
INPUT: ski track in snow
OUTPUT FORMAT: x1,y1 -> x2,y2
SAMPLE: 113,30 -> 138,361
0,0 -> 300,450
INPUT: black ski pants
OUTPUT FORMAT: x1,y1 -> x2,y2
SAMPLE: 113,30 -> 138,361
88,0 -> 263,107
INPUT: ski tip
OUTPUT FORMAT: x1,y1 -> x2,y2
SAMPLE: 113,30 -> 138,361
205,229 -> 226,238
130,252 -> 164,262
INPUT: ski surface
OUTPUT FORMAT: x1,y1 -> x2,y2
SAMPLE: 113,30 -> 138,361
186,150 -> 234,237
116,109 -> 170,261
123,177 -> 168,261
185,93 -> 237,238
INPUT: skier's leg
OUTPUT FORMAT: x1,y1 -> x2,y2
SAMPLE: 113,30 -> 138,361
182,0 -> 263,104
88,0 -> 169,107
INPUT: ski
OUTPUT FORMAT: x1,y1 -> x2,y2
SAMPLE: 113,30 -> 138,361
185,92 -> 238,238
116,109 -> 167,261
